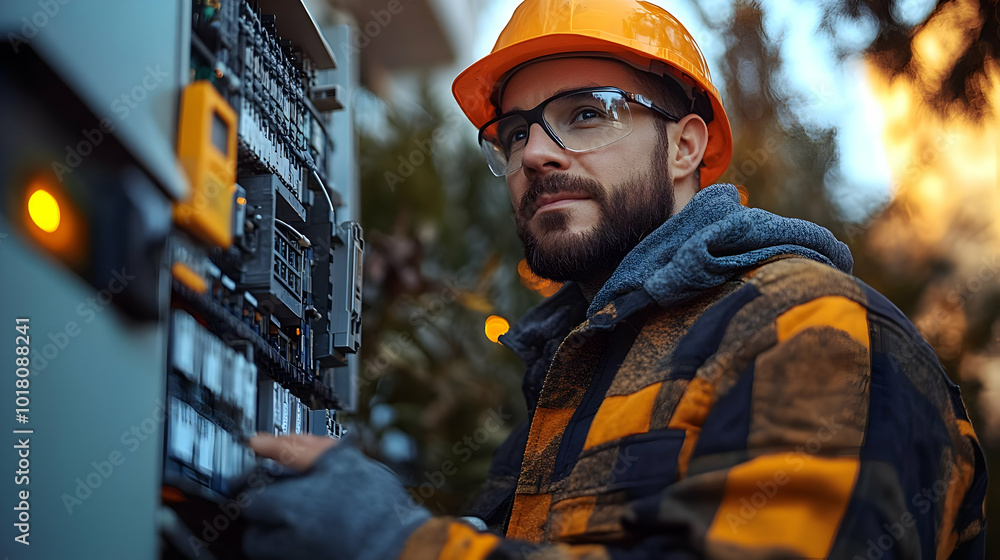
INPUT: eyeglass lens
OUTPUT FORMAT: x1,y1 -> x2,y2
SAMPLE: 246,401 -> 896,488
480,90 -> 634,176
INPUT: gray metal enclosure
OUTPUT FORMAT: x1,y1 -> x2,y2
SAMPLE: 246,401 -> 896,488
0,3 -> 184,557
0,222 -> 168,559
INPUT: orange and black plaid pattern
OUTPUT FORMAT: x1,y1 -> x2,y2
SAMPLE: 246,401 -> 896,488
398,258 -> 987,559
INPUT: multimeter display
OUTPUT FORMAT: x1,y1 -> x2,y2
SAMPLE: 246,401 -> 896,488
211,111 -> 230,156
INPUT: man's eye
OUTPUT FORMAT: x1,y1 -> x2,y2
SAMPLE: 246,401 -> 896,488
571,108 -> 606,124
504,128 -> 527,146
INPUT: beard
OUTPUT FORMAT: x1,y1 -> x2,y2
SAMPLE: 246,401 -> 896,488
515,154 -> 675,284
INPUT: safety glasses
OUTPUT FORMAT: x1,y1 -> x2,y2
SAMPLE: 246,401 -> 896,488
477,86 -> 679,176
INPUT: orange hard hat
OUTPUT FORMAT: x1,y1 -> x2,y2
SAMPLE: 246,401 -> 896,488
453,0 -> 732,188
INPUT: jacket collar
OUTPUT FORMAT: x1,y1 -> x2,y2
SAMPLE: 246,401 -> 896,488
501,183 -> 853,397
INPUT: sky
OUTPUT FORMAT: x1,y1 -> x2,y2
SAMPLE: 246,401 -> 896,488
466,0 -> 939,223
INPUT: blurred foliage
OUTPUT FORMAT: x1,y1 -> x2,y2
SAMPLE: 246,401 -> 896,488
708,2 -> 844,228
821,0 -> 999,119
351,82 -> 541,514
350,4 -> 999,550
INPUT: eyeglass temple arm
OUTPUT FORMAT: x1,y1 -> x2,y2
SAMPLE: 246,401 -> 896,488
625,92 -> 681,122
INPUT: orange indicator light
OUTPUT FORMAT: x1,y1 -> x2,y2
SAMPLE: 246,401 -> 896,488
485,315 -> 510,344
28,188 -> 61,233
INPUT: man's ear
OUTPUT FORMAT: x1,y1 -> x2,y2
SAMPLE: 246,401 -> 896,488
670,114 -> 709,185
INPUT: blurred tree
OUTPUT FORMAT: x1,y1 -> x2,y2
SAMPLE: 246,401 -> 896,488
352,81 -> 542,514
707,1 -> 843,229
823,0 -> 999,119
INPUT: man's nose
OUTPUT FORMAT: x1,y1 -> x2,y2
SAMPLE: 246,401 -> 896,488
519,123 -> 571,180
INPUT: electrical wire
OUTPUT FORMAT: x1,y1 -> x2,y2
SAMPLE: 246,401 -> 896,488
313,170 -> 334,213
274,219 -> 311,248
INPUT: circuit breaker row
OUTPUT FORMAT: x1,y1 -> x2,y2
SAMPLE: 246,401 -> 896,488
170,251 -> 339,405
193,0 -> 331,197
166,306 -> 343,494
167,397 -> 256,494
170,309 -> 258,435
236,1 -> 331,196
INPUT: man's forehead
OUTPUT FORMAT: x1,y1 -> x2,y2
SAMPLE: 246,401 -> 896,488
499,58 -> 638,112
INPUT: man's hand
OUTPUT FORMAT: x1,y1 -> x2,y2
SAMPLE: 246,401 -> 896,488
248,433 -> 338,472
236,435 -> 432,560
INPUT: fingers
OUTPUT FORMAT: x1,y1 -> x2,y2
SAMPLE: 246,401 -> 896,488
249,433 -> 338,472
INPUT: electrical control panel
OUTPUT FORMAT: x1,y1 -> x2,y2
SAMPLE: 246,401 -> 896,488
163,0 -> 361,520
0,1 -> 361,557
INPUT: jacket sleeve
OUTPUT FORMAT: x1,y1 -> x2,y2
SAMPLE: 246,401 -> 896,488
395,284 -> 988,559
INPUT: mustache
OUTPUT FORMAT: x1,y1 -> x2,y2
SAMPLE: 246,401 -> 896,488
517,173 -> 607,219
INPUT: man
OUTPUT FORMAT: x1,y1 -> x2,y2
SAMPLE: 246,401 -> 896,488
241,1 -> 988,558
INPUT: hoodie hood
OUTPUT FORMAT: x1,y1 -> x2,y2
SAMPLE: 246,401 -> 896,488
590,183 -> 853,315
500,184 -> 853,407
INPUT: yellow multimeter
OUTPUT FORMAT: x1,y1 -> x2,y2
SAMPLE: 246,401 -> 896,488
174,80 -> 238,248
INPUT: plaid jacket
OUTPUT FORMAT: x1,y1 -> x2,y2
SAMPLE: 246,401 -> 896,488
397,256 -> 987,559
